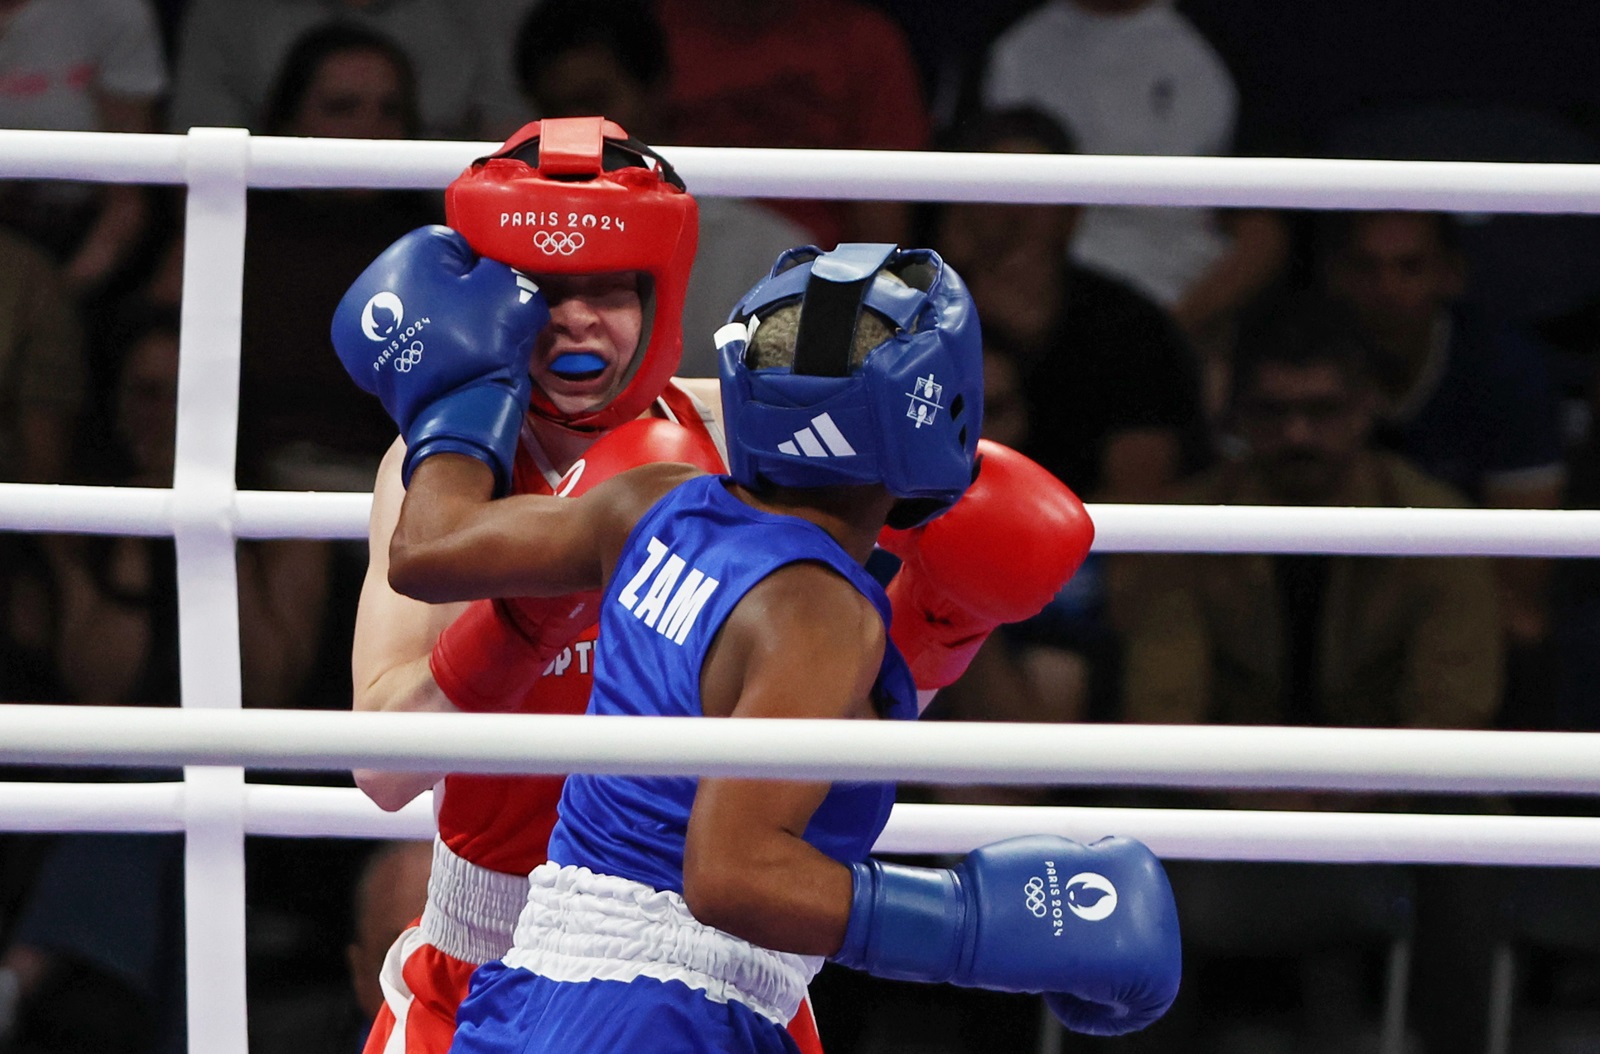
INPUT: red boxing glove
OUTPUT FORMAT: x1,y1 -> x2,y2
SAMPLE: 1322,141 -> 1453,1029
430,416 -> 725,712
429,594 -> 594,712
882,440 -> 1094,690
548,415 -> 726,496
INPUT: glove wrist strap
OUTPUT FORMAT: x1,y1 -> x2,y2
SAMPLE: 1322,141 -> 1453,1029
402,381 -> 529,496
834,860 -> 967,983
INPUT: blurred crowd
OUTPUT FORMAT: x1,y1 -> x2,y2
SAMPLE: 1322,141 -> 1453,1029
3,0 -> 1600,1052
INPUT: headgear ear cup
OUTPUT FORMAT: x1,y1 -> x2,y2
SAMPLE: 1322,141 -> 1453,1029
717,243 -> 984,526
445,117 -> 699,432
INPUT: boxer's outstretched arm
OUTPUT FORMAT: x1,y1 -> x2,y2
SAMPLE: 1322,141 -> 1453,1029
351,438 -> 461,809
352,422 -> 722,806
426,419 -> 724,714
387,453 -> 688,605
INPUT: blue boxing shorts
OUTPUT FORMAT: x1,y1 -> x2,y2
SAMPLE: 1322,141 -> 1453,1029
450,863 -> 814,1054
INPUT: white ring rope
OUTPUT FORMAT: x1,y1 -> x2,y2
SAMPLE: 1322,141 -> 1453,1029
0,483 -> 371,538
1,706 -> 1598,797
7,485 -> 1600,556
5,129 -> 1600,211
1,783 -> 1595,868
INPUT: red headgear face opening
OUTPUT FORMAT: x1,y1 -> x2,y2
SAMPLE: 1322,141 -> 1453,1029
444,117 -> 699,431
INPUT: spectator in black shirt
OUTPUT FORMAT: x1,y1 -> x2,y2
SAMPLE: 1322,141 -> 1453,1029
933,106 -> 1211,504
921,106 -> 1212,738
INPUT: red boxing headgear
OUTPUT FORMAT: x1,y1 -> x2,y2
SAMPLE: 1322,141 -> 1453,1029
445,117 -> 699,432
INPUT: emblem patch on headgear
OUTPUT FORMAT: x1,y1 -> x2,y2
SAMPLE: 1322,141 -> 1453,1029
906,375 -> 943,428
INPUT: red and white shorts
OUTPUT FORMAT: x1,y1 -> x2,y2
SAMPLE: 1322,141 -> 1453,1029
362,840 -> 823,1054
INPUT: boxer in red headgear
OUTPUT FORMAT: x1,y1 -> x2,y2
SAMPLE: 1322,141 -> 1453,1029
337,115 -> 1084,1054
444,117 -> 698,435
341,117 -> 825,1054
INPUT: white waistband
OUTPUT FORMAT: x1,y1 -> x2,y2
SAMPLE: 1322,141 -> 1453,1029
503,862 -> 822,1026
418,837 -> 529,965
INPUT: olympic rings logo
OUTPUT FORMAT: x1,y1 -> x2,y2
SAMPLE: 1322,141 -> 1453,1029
1023,876 -> 1048,917
392,341 -> 424,372
533,230 -> 586,255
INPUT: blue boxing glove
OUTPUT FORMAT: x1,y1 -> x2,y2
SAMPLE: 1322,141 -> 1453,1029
331,225 -> 549,493
833,835 -> 1180,1036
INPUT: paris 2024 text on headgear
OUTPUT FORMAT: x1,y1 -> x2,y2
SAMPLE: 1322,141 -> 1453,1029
445,116 -> 698,433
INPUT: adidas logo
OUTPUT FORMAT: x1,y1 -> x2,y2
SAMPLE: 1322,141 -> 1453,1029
513,271 -> 540,305
778,412 -> 857,458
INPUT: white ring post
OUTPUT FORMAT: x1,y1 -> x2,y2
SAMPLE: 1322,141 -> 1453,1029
175,127 -> 250,1054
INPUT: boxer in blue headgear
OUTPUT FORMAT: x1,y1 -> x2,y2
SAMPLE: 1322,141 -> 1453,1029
716,242 -> 983,528
378,243 -> 1176,1054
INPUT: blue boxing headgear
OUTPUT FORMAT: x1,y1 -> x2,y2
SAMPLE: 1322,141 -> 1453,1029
716,243 -> 983,527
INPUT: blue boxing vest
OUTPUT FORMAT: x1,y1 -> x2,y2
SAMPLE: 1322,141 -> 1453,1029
546,473 -> 918,896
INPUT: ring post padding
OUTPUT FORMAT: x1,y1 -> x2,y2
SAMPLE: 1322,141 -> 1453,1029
174,127 -> 248,704
176,126 -> 249,1054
